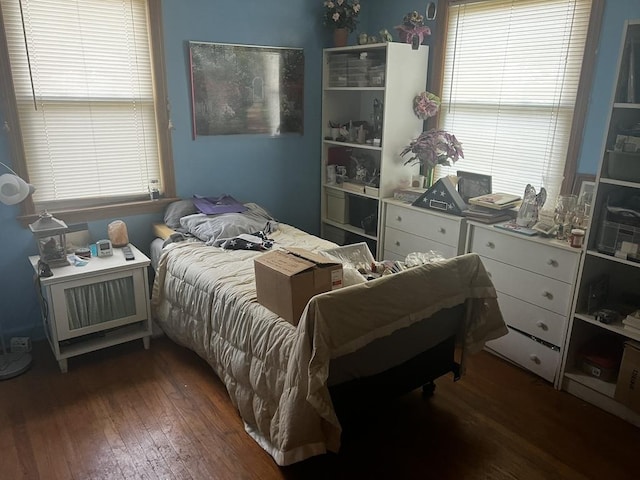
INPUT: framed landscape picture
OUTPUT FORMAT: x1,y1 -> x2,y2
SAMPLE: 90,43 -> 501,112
189,41 -> 304,137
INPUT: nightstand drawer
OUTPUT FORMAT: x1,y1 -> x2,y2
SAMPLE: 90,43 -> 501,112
497,292 -> 567,346
470,227 -> 579,283
386,204 -> 460,247
480,256 -> 573,316
486,327 -> 560,382
384,226 -> 457,259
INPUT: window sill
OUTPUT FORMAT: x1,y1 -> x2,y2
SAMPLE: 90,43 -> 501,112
18,197 -> 179,228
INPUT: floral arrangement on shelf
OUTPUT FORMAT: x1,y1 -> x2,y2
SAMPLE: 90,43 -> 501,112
395,10 -> 431,44
400,129 -> 464,169
413,91 -> 441,120
322,0 -> 361,32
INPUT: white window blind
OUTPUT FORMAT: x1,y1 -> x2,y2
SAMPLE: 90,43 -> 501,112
437,0 -> 592,202
1,0 -> 160,208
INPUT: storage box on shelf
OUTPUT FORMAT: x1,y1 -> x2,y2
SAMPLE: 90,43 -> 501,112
615,340 -> 640,413
560,20 -> 640,427
320,42 -> 428,258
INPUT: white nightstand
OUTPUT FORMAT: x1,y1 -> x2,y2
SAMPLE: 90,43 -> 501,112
30,244 -> 152,373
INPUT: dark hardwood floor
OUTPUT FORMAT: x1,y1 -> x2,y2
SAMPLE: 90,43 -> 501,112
1,336 -> 638,479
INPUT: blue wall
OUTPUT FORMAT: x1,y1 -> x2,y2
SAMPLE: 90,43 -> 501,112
577,0 -> 640,173
0,0 -> 637,340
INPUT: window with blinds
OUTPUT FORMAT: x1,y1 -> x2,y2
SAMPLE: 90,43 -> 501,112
1,0 -> 162,210
436,0 -> 593,203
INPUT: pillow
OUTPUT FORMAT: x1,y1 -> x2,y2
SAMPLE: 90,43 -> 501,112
180,203 -> 278,246
164,199 -> 198,229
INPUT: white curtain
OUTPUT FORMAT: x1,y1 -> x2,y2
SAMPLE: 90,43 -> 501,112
64,277 -> 136,330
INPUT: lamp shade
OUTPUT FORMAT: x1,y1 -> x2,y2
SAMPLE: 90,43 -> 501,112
0,173 -> 35,205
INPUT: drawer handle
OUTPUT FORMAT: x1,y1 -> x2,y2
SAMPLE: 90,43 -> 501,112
536,321 -> 549,331
542,291 -> 554,300
439,227 -> 446,234
396,216 -> 402,222
529,354 -> 541,365
486,241 -> 495,249
547,259 -> 558,267
395,241 -> 401,247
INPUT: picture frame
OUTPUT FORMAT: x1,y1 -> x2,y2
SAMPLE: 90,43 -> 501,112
188,41 -> 304,138
456,171 -> 492,203
571,173 -> 595,196
572,173 -> 596,206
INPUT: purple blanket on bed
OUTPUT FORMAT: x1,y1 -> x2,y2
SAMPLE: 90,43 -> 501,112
192,194 -> 248,215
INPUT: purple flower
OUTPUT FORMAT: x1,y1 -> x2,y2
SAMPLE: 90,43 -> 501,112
400,129 -> 464,168
413,91 -> 440,120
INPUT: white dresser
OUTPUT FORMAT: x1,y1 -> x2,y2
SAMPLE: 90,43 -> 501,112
382,199 -> 467,261
466,222 -> 581,385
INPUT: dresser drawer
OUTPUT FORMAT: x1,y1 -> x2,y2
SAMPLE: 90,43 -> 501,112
486,327 -> 560,383
481,256 -> 573,316
470,227 -> 579,283
384,227 -> 457,259
386,204 -> 460,248
497,292 -> 567,347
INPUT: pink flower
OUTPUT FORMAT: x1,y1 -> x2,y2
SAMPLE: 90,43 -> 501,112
400,129 -> 464,169
413,91 -> 440,120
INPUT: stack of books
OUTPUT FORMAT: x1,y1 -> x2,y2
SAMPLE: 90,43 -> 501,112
468,192 -> 522,210
461,193 -> 518,224
462,193 -> 521,224
462,205 -> 517,224
623,311 -> 640,336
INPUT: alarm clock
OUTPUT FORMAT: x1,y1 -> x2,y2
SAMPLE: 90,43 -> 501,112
96,239 -> 113,257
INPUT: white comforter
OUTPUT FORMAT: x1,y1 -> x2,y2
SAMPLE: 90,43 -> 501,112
151,224 -> 507,465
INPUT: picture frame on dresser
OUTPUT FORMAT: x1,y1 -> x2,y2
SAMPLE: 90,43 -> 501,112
456,171 -> 492,203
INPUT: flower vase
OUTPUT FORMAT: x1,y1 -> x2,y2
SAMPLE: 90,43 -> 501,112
396,29 -> 409,43
333,28 -> 348,47
422,165 -> 435,189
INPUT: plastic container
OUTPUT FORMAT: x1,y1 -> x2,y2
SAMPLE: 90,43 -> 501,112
607,151 -> 640,182
326,189 -> 348,223
570,228 -> 585,248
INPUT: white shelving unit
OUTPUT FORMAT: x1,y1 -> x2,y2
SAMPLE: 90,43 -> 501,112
320,42 -> 428,258
559,20 -> 640,426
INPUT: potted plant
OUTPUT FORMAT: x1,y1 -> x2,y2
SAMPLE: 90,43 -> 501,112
322,0 -> 361,47
400,129 -> 464,188
395,10 -> 431,46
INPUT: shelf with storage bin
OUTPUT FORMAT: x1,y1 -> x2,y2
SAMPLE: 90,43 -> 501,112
320,42 -> 429,257
559,20 -> 640,426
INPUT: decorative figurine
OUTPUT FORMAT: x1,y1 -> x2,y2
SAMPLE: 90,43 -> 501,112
379,29 -> 393,42
516,184 -> 547,228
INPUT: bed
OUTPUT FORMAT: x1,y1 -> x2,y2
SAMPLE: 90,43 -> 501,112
150,201 -> 508,465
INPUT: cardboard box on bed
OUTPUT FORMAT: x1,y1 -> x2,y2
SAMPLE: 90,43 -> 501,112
254,248 -> 343,325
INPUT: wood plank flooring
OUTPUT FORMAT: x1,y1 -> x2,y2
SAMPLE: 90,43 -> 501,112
1,337 -> 638,480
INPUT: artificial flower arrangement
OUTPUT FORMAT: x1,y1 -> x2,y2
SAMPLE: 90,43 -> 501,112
395,10 -> 431,44
413,91 -> 441,120
400,129 -> 464,168
322,0 -> 361,32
